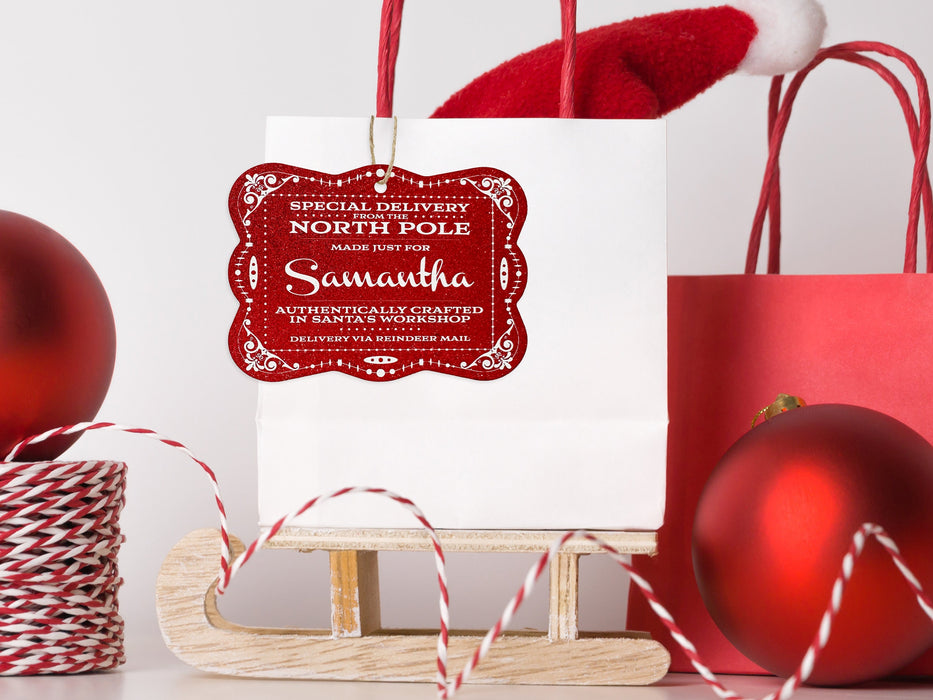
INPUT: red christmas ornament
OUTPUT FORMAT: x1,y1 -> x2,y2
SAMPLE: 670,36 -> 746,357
0,211 -> 115,461
693,397 -> 933,685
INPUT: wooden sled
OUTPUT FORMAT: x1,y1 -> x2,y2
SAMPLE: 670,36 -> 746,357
156,527 -> 671,685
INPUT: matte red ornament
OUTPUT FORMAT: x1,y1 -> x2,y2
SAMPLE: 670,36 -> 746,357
693,401 -> 933,685
0,211 -> 116,461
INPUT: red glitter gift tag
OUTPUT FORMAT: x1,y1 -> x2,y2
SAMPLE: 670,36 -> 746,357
228,163 -> 527,382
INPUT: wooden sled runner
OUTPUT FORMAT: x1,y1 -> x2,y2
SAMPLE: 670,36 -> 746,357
156,528 -> 671,685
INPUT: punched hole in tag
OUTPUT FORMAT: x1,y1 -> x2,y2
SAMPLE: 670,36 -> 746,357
374,170 -> 388,193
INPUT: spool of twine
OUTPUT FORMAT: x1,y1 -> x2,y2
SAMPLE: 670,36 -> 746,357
0,459 -> 126,675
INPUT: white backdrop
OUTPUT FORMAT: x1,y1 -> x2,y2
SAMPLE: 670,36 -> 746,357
0,0 -> 929,667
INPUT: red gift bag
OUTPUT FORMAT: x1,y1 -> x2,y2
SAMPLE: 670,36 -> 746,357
626,41 -> 933,676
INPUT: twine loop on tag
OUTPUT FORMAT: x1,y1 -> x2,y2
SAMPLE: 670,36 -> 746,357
369,115 -> 398,191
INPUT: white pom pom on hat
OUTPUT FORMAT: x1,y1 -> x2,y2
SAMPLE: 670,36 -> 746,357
733,0 -> 828,75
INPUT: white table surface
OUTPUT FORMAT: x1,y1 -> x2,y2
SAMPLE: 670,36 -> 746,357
2,650 -> 931,700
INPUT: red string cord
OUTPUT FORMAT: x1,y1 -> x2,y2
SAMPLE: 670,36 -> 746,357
375,0 -> 404,118
747,42 -> 932,275
763,53 -> 933,273
559,0 -> 577,119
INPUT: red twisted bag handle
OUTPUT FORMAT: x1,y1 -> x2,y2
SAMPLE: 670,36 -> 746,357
746,41 -> 932,274
376,0 -> 578,119
764,54 -> 933,273
375,0 -> 404,118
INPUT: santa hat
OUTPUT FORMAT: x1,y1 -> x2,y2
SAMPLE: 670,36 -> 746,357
432,0 -> 827,119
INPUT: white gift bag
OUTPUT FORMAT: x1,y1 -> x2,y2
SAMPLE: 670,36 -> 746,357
249,116 -> 667,530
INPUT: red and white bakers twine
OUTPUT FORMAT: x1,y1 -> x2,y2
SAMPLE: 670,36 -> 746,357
0,458 -> 126,674
3,422 -> 933,698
